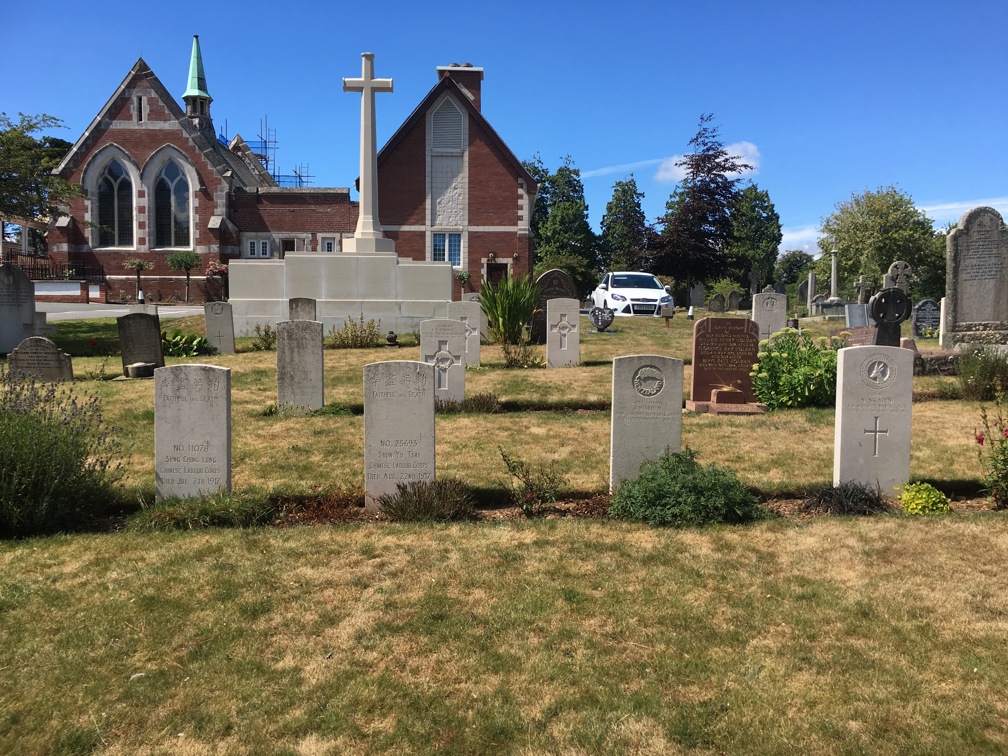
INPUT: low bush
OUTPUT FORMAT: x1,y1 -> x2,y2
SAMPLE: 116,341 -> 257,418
959,344 -> 1008,401
127,490 -> 276,531
799,480 -> 892,517
500,447 -> 566,516
750,328 -> 844,409
161,330 -> 217,357
610,448 -> 761,527
976,398 -> 1008,509
251,323 -> 276,351
377,479 -> 474,522
900,482 -> 951,516
0,369 -> 123,536
328,315 -> 383,349
436,392 -> 502,414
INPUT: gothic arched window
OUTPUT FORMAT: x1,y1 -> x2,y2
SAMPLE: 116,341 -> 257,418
154,160 -> 190,248
97,159 -> 133,247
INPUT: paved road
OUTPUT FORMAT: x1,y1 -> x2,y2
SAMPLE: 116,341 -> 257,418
35,302 -> 204,321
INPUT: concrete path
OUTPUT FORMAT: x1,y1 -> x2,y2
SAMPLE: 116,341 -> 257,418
35,302 -> 204,321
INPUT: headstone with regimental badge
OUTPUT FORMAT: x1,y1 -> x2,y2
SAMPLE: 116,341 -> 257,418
420,318 -> 466,402
833,345 -> 913,495
8,337 -> 73,382
546,298 -> 580,368
753,289 -> 788,341
204,301 -> 235,354
276,320 -> 324,414
446,301 -> 481,367
610,355 -> 684,490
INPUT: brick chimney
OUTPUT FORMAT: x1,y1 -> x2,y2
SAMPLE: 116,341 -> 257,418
437,63 -> 484,112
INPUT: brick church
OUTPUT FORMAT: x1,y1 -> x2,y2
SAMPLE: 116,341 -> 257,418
47,36 -> 537,303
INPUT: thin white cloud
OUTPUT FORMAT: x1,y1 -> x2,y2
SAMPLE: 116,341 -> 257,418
920,197 -> 1008,225
654,141 -> 761,183
779,225 -> 821,255
581,158 -> 664,179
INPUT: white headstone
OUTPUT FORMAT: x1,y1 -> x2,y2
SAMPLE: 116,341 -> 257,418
610,355 -> 684,491
446,300 -> 482,367
463,292 -> 489,339
420,318 -> 466,402
204,302 -> 235,354
546,298 -> 580,368
276,320 -> 324,414
288,297 -> 317,321
752,290 -> 788,341
833,345 -> 913,495
154,364 -> 231,502
0,264 -> 36,354
8,337 -> 73,382
364,360 -> 435,513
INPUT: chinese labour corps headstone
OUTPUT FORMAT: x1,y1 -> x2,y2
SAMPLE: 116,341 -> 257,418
531,269 -> 578,343
8,337 -> 73,382
752,288 -> 788,341
204,301 -> 235,354
911,299 -> 941,339
868,287 -> 911,347
419,318 -> 466,402
610,355 -> 684,491
117,312 -> 164,377
446,300 -> 481,367
276,320 -> 324,414
687,317 -> 760,411
154,364 -> 231,502
943,207 -> 1008,348
363,360 -> 435,513
546,298 -> 580,368
288,297 -> 317,321
833,345 -> 912,495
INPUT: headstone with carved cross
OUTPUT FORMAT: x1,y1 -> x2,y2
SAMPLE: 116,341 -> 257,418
446,301 -> 481,367
868,287 -> 911,347
887,261 -> 912,293
546,298 -> 580,368
204,302 -> 235,354
419,318 -> 466,402
833,345 -> 913,495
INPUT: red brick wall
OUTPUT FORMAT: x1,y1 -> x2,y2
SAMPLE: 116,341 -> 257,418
378,123 -> 427,227
230,191 -> 356,242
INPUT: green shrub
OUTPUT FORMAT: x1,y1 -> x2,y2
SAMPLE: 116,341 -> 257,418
750,328 -> 844,409
0,369 -> 123,536
899,482 -> 951,516
959,345 -> 1008,401
127,489 -> 275,531
328,314 -> 382,349
610,448 -> 761,527
800,480 -> 892,517
480,275 -> 538,346
977,398 -> 1008,509
377,478 -> 475,522
251,323 -> 276,351
161,330 -> 217,357
709,276 -> 743,308
435,392 -> 502,414
499,446 -> 566,516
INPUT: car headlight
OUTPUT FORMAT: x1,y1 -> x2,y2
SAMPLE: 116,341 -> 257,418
611,293 -> 627,302
660,295 -> 672,304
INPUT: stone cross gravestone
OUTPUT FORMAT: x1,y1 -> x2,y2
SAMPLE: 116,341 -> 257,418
276,320 -> 324,414
204,302 -> 235,354
8,337 -> 73,382
446,300 -> 481,367
944,207 -> 1008,348
689,281 -> 705,308
753,289 -> 788,341
288,297 -> 317,321
0,263 -> 37,354
420,318 -> 466,402
845,304 -> 870,328
887,261 -> 912,293
833,345 -> 913,495
688,317 -> 760,407
854,276 -> 873,305
726,291 -> 741,311
546,298 -> 580,368
531,269 -> 578,343
707,293 -> 725,313
154,364 -> 231,502
610,355 -> 684,491
117,312 -> 164,376
463,292 -> 489,340
363,360 -> 435,513
912,299 -> 941,339
868,287 -> 911,347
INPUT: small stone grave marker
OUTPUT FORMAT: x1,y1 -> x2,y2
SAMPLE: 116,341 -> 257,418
753,289 -> 788,341
288,297 -> 317,321
727,291 -> 741,311
276,320 -> 324,414
797,279 -> 808,305
845,304 -> 870,328
420,318 -> 466,402
446,300 -> 481,367
8,337 -> 73,382
687,317 -> 759,410
912,299 -> 941,339
531,269 -> 578,343
204,302 -> 236,354
0,263 -> 37,354
546,298 -> 580,368
610,355 -> 684,490
589,306 -> 615,332
117,312 -> 164,377
154,364 -> 231,501
707,292 -> 725,312
363,360 -> 435,513
833,345 -> 913,495
689,281 -> 705,308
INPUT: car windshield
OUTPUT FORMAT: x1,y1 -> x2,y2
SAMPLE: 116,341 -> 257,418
611,274 -> 662,290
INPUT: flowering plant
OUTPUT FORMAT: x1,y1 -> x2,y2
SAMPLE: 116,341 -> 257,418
977,397 -> 1008,509
205,260 -> 228,277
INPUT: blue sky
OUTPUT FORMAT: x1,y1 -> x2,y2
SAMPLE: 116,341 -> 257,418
6,0 -> 1007,256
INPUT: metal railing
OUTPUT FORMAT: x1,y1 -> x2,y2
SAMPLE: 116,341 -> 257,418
1,252 -> 106,283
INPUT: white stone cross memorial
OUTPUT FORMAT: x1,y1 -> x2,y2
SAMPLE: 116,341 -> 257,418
546,298 -> 580,368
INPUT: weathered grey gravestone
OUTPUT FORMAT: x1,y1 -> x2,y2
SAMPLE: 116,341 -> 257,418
546,298 -> 580,368
276,320 -> 324,414
689,281 -> 705,308
288,297 -> 317,321
833,345 -> 913,495
806,271 -> 817,311
420,318 -> 466,402
707,293 -> 725,313
845,304 -> 870,328
610,355 -> 684,491
363,360 -> 435,513
912,299 -> 941,339
868,287 -> 912,347
944,207 -> 1008,348
854,276 -> 873,305
688,317 -> 760,408
8,337 -> 73,382
749,267 -> 763,295
810,293 -> 825,316
726,291 -> 741,311
753,289 -> 788,341
117,312 -> 164,376
446,300 -> 481,367
887,261 -> 912,293
0,264 -> 36,354
531,269 -> 578,343
154,364 -> 231,502
204,302 -> 235,354
797,279 -> 809,306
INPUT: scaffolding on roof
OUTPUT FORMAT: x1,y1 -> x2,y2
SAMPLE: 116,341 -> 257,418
217,115 -> 314,187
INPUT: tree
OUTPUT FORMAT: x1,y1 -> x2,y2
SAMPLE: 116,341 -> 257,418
166,251 -> 202,302
724,183 -> 782,285
600,175 -> 652,271
0,113 -> 78,230
657,114 -> 752,292
522,154 -> 551,248
123,258 -> 153,301
818,185 -> 936,296
774,249 -> 815,285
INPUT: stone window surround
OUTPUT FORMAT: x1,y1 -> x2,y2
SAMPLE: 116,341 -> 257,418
81,144 -> 141,251
432,230 -> 463,268
142,146 -> 199,251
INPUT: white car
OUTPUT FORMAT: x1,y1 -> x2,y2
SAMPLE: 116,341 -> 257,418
591,272 -> 673,316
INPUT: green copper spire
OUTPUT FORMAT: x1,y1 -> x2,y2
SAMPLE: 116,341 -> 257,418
182,34 -> 212,101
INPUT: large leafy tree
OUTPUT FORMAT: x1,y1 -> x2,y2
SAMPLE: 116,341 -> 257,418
600,175 -> 652,272
724,183 -> 782,285
774,249 -> 814,284
818,185 -> 938,297
0,113 -> 77,228
657,114 -> 752,292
